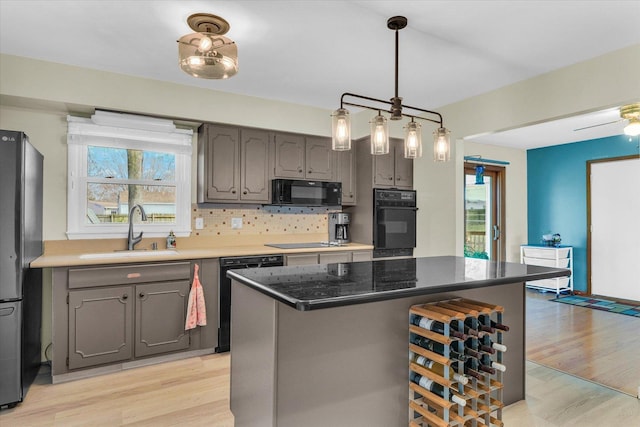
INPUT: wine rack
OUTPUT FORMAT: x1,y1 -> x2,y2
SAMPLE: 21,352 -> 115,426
408,298 -> 506,427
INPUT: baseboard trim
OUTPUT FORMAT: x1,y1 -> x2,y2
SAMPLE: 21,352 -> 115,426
51,348 -> 215,384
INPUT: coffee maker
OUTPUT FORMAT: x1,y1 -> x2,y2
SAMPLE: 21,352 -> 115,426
328,212 -> 350,245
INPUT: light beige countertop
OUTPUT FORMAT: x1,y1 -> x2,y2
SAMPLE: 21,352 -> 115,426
31,234 -> 373,268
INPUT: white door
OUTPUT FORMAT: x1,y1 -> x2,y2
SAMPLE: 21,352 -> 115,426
590,157 -> 640,301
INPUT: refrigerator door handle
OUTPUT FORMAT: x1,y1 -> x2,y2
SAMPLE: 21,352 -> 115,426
0,306 -> 16,316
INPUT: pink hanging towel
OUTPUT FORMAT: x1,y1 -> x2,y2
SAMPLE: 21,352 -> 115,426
185,264 -> 207,330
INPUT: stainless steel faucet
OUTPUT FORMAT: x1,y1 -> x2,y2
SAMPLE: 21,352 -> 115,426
127,204 -> 147,251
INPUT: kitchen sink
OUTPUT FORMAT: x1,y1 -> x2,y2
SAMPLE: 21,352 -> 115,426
79,250 -> 179,259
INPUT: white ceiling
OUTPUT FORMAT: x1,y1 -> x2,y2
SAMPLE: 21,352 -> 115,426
1,1 -> 639,149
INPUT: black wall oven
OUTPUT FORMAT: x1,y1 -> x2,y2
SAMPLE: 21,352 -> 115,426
373,189 -> 417,258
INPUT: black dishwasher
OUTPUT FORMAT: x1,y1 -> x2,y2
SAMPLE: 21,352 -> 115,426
217,254 -> 284,352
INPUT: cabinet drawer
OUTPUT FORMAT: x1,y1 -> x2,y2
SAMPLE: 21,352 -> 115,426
526,277 -> 570,289
69,262 -> 191,289
522,247 -> 570,259
523,257 -> 570,268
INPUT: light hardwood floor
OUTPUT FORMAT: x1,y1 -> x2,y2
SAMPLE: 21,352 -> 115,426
2,291 -> 639,426
526,289 -> 640,397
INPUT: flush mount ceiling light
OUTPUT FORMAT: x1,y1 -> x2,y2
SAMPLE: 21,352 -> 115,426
621,103 -> 640,136
331,16 -> 451,161
178,13 -> 238,79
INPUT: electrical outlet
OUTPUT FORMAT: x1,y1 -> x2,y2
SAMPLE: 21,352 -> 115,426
231,217 -> 243,229
195,217 -> 204,229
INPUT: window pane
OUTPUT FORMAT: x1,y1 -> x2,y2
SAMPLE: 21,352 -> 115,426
87,183 -> 176,224
88,146 -> 176,181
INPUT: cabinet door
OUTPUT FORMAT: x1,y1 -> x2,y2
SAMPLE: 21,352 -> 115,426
336,149 -> 356,205
393,139 -> 413,189
68,286 -> 133,370
285,253 -> 319,266
205,125 -> 240,201
319,252 -> 351,264
305,136 -> 333,181
372,150 -> 395,188
240,129 -> 270,202
135,280 -> 191,358
273,133 -> 305,178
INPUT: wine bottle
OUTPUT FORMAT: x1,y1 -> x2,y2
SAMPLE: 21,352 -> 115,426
479,354 -> 507,372
465,316 -> 495,334
410,372 -> 467,406
481,335 -> 507,352
478,314 -> 509,332
451,360 -> 483,380
466,357 -> 495,375
465,337 -> 495,354
453,322 -> 479,337
410,335 -> 466,361
410,314 -> 467,339
410,352 -> 469,385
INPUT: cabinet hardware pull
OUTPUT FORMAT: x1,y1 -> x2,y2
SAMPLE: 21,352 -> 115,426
122,294 -> 128,300
243,191 -> 247,195
127,273 -> 141,279
139,292 -> 145,298
231,189 -> 236,194
389,177 -> 393,181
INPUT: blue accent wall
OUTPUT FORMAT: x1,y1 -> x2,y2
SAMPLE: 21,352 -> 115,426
527,135 -> 639,292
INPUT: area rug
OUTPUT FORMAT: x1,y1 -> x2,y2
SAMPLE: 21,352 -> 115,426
551,295 -> 640,317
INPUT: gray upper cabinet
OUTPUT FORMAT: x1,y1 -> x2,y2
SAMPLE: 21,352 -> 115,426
273,133 -> 334,181
373,138 -> 413,189
198,124 -> 240,202
198,124 -> 270,203
240,129 -> 270,202
273,133 -> 306,178
305,136 -> 333,181
335,149 -> 356,205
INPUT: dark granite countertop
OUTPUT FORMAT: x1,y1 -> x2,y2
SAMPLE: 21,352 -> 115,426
227,256 -> 571,311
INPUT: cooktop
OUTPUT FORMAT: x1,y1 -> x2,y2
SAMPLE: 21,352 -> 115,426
265,242 -> 343,249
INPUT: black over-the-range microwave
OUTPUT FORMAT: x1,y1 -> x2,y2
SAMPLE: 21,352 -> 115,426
271,179 -> 342,206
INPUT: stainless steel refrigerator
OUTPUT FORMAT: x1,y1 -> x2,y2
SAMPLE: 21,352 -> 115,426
0,130 -> 43,408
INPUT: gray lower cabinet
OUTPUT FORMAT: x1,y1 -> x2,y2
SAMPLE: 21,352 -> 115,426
285,250 -> 372,266
68,286 -> 133,369
53,259 -> 219,378
134,280 -> 191,358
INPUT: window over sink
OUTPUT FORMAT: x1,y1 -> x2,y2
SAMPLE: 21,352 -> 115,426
66,111 -> 193,240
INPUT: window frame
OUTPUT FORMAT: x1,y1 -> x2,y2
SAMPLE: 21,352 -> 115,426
66,112 -> 193,240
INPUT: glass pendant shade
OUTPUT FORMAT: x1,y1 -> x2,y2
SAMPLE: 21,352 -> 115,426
331,108 -> 351,151
370,114 -> 389,155
404,120 -> 422,159
433,127 -> 451,162
178,32 -> 238,79
624,118 -> 640,136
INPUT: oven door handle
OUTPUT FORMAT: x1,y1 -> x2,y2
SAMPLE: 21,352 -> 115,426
376,206 -> 418,210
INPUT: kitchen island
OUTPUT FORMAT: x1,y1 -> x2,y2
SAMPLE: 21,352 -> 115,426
227,256 -> 570,427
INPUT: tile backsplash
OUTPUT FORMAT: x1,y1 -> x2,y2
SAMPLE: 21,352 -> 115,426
192,204 -> 339,237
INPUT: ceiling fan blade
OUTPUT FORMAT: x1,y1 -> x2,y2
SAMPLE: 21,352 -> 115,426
573,120 -> 621,131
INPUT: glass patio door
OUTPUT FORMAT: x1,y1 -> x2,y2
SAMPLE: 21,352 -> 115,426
464,163 -> 505,261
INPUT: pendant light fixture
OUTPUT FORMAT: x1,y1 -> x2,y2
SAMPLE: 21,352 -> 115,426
330,16 -> 451,161
178,13 -> 238,79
